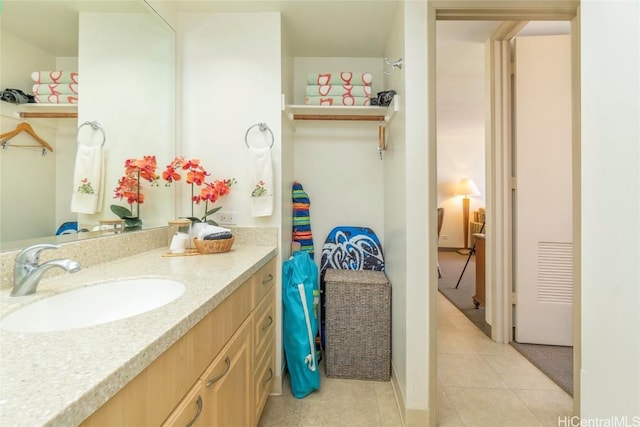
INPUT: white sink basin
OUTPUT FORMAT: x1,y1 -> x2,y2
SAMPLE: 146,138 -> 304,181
1,278 -> 185,333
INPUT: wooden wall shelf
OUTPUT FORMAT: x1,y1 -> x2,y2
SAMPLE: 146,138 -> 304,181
19,112 -> 77,119
285,96 -> 398,125
16,104 -> 78,119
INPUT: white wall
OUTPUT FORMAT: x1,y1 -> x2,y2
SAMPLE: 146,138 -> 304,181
178,12 -> 282,229
403,1 -> 432,424
436,23 -> 486,249
382,0 -> 410,419
581,0 -> 640,418
292,57 -> 385,260
178,10 -> 286,383
79,12 -> 175,229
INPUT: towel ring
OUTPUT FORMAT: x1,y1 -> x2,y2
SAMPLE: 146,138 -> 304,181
244,122 -> 274,149
77,121 -> 106,147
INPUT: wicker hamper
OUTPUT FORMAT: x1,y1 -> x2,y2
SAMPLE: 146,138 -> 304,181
324,268 -> 391,381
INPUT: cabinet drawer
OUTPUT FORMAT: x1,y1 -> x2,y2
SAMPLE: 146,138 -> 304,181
253,286 -> 275,359
253,258 -> 276,306
161,381 -> 204,427
254,351 -> 275,423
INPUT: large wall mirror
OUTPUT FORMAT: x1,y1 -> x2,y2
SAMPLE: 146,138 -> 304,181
0,0 -> 176,252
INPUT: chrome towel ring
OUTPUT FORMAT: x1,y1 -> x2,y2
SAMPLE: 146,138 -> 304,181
244,122 -> 274,149
77,121 -> 106,147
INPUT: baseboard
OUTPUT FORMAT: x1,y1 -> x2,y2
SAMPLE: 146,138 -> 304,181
269,374 -> 283,396
390,364 -> 405,426
405,408 -> 431,426
389,362 -> 432,426
269,363 -> 286,396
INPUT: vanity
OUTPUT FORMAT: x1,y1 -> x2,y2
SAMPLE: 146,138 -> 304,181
0,230 -> 277,426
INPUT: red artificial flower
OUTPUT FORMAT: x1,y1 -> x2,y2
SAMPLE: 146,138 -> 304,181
161,156 -> 236,221
186,169 -> 207,186
162,165 -> 181,183
113,155 -> 159,205
200,182 -> 221,204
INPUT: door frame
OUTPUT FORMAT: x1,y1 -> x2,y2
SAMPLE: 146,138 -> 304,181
429,0 -> 581,420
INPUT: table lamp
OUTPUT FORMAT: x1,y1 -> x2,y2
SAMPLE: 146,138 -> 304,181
456,178 -> 481,254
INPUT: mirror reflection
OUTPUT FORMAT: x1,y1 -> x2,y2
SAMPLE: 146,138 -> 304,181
0,0 -> 176,252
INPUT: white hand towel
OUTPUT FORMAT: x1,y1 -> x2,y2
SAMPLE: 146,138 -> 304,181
71,145 -> 104,214
248,146 -> 274,217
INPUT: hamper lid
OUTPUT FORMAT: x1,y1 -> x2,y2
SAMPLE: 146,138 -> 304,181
324,268 -> 388,285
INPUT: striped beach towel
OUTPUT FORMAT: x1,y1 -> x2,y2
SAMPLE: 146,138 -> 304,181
292,182 -> 314,259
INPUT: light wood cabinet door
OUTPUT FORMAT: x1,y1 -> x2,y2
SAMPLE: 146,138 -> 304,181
199,316 -> 253,427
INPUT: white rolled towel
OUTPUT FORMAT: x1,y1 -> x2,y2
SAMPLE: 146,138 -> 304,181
197,225 -> 231,241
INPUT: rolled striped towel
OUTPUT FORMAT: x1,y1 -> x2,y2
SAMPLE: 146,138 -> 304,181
306,72 -> 372,86
31,71 -> 79,84
32,83 -> 79,95
306,84 -> 372,97
35,94 -> 78,104
292,182 -> 314,259
304,96 -> 371,106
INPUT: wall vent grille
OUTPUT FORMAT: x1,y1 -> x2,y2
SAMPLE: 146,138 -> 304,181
537,241 -> 573,303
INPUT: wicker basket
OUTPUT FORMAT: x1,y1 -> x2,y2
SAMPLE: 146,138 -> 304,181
324,268 -> 391,381
193,236 -> 235,254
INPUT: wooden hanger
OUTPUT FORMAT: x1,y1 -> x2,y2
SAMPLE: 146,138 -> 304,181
0,122 -> 54,152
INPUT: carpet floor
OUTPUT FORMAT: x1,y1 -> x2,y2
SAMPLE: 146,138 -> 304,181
437,249 -> 573,396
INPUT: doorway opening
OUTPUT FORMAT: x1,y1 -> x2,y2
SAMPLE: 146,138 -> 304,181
431,2 -> 581,423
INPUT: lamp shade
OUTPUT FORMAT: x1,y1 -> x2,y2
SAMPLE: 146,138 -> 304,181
456,178 -> 481,197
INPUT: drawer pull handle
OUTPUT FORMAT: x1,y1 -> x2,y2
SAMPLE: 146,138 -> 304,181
261,316 -> 273,331
206,356 -> 231,387
185,395 -> 203,427
262,273 -> 274,285
261,368 -> 273,386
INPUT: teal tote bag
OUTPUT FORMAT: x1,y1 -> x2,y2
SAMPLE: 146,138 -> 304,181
282,251 -> 320,398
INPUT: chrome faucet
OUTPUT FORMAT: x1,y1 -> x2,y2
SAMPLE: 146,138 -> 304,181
11,244 -> 81,297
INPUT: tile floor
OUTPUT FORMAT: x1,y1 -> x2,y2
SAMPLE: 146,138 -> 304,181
259,293 -> 573,426
437,293 -> 573,427
258,358 -> 403,426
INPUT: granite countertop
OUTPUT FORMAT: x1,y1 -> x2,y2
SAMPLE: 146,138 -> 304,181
0,243 -> 277,427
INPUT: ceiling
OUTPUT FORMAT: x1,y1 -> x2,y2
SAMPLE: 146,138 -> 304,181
1,1 -> 150,57
151,0 -> 402,57
1,0 -> 402,58
1,1 -> 571,60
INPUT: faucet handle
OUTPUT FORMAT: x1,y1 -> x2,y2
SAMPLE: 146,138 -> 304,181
15,244 -> 61,265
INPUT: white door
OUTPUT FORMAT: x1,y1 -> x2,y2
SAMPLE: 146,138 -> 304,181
514,34 -> 573,345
